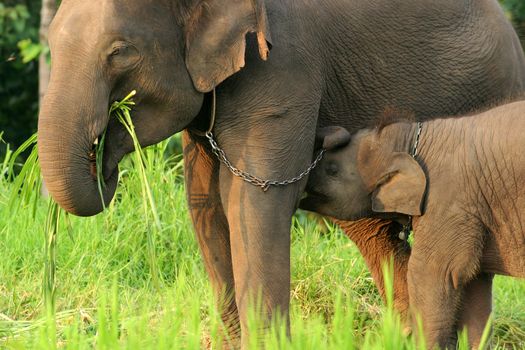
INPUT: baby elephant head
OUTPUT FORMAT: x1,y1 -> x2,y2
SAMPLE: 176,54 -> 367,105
301,126 -> 427,221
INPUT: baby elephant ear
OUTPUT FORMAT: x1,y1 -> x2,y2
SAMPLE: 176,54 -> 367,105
372,153 -> 426,216
316,126 -> 352,150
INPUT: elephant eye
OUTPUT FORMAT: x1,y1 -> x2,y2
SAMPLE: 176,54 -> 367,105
107,41 -> 140,69
109,43 -> 131,57
325,162 -> 339,176
110,47 -> 122,56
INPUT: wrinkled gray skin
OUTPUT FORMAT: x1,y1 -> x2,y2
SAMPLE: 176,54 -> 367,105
38,0 -> 525,347
302,102 -> 525,349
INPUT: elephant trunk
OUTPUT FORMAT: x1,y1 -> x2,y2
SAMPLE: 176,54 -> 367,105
38,76 -> 118,216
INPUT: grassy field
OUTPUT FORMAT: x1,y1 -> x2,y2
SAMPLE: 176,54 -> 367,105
0,137 -> 524,349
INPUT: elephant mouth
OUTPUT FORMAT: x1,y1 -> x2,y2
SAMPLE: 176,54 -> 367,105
87,133 -> 120,189
88,137 -> 100,180
299,188 -> 328,212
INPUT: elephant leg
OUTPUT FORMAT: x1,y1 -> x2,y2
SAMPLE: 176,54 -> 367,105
408,217 -> 485,349
219,171 -> 300,348
215,118 -> 317,347
407,259 -> 463,349
336,219 -> 411,318
458,273 -> 494,349
182,131 -> 240,347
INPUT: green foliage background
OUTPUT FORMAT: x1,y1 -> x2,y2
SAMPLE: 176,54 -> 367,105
502,0 -> 525,22
502,0 -> 525,45
0,1 -> 41,153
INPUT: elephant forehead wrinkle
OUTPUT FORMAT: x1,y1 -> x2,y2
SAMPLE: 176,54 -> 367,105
101,1 -> 110,31
52,7 -> 103,50
100,1 -> 133,34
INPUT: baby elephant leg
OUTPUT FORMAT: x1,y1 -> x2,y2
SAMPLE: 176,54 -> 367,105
407,258 -> 463,348
408,217 -> 485,349
458,273 -> 494,349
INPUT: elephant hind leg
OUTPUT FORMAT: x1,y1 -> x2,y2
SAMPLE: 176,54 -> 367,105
335,218 -> 411,317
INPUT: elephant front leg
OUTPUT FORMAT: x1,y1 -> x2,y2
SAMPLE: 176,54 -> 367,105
183,131 -> 240,347
408,235 -> 483,348
408,217 -> 485,349
407,258 -> 463,349
458,273 -> 494,349
214,113 -> 317,346
219,173 -> 299,348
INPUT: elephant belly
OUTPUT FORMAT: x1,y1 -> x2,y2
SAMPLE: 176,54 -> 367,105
481,229 -> 525,278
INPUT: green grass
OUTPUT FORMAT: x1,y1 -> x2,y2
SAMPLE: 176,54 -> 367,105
0,134 -> 524,349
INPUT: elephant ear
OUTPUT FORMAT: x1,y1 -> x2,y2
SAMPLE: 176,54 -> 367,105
315,126 -> 352,150
371,152 -> 426,216
185,0 -> 272,92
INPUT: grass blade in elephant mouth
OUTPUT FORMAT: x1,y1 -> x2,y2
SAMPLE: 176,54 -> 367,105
91,89 -> 161,232
88,135 -> 103,177
95,89 -> 164,287
108,90 -> 161,227
93,132 -> 106,208
92,90 -> 136,209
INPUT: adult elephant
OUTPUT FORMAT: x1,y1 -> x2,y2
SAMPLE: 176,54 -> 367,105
38,0 -> 525,347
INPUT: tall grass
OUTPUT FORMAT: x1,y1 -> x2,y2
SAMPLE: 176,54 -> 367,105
0,108 -> 524,348
4,133 -> 40,218
2,91 -> 167,338
108,90 -> 163,289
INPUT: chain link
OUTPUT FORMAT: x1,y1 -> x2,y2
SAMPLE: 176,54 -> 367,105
400,121 -> 423,241
205,131 -> 325,192
411,122 -> 422,158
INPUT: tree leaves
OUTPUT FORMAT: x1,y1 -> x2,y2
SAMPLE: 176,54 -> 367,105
17,38 -> 45,64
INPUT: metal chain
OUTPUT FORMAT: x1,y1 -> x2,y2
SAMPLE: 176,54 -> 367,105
205,131 -> 325,192
411,122 -> 422,158
400,121 -> 423,241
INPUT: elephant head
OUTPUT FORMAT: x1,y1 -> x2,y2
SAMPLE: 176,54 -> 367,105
38,0 -> 271,216
301,126 -> 427,221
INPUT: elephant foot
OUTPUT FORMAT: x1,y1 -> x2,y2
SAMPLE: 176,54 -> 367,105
202,327 -> 241,350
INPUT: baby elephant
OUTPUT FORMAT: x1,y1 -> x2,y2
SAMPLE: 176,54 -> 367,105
302,102 -> 525,349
